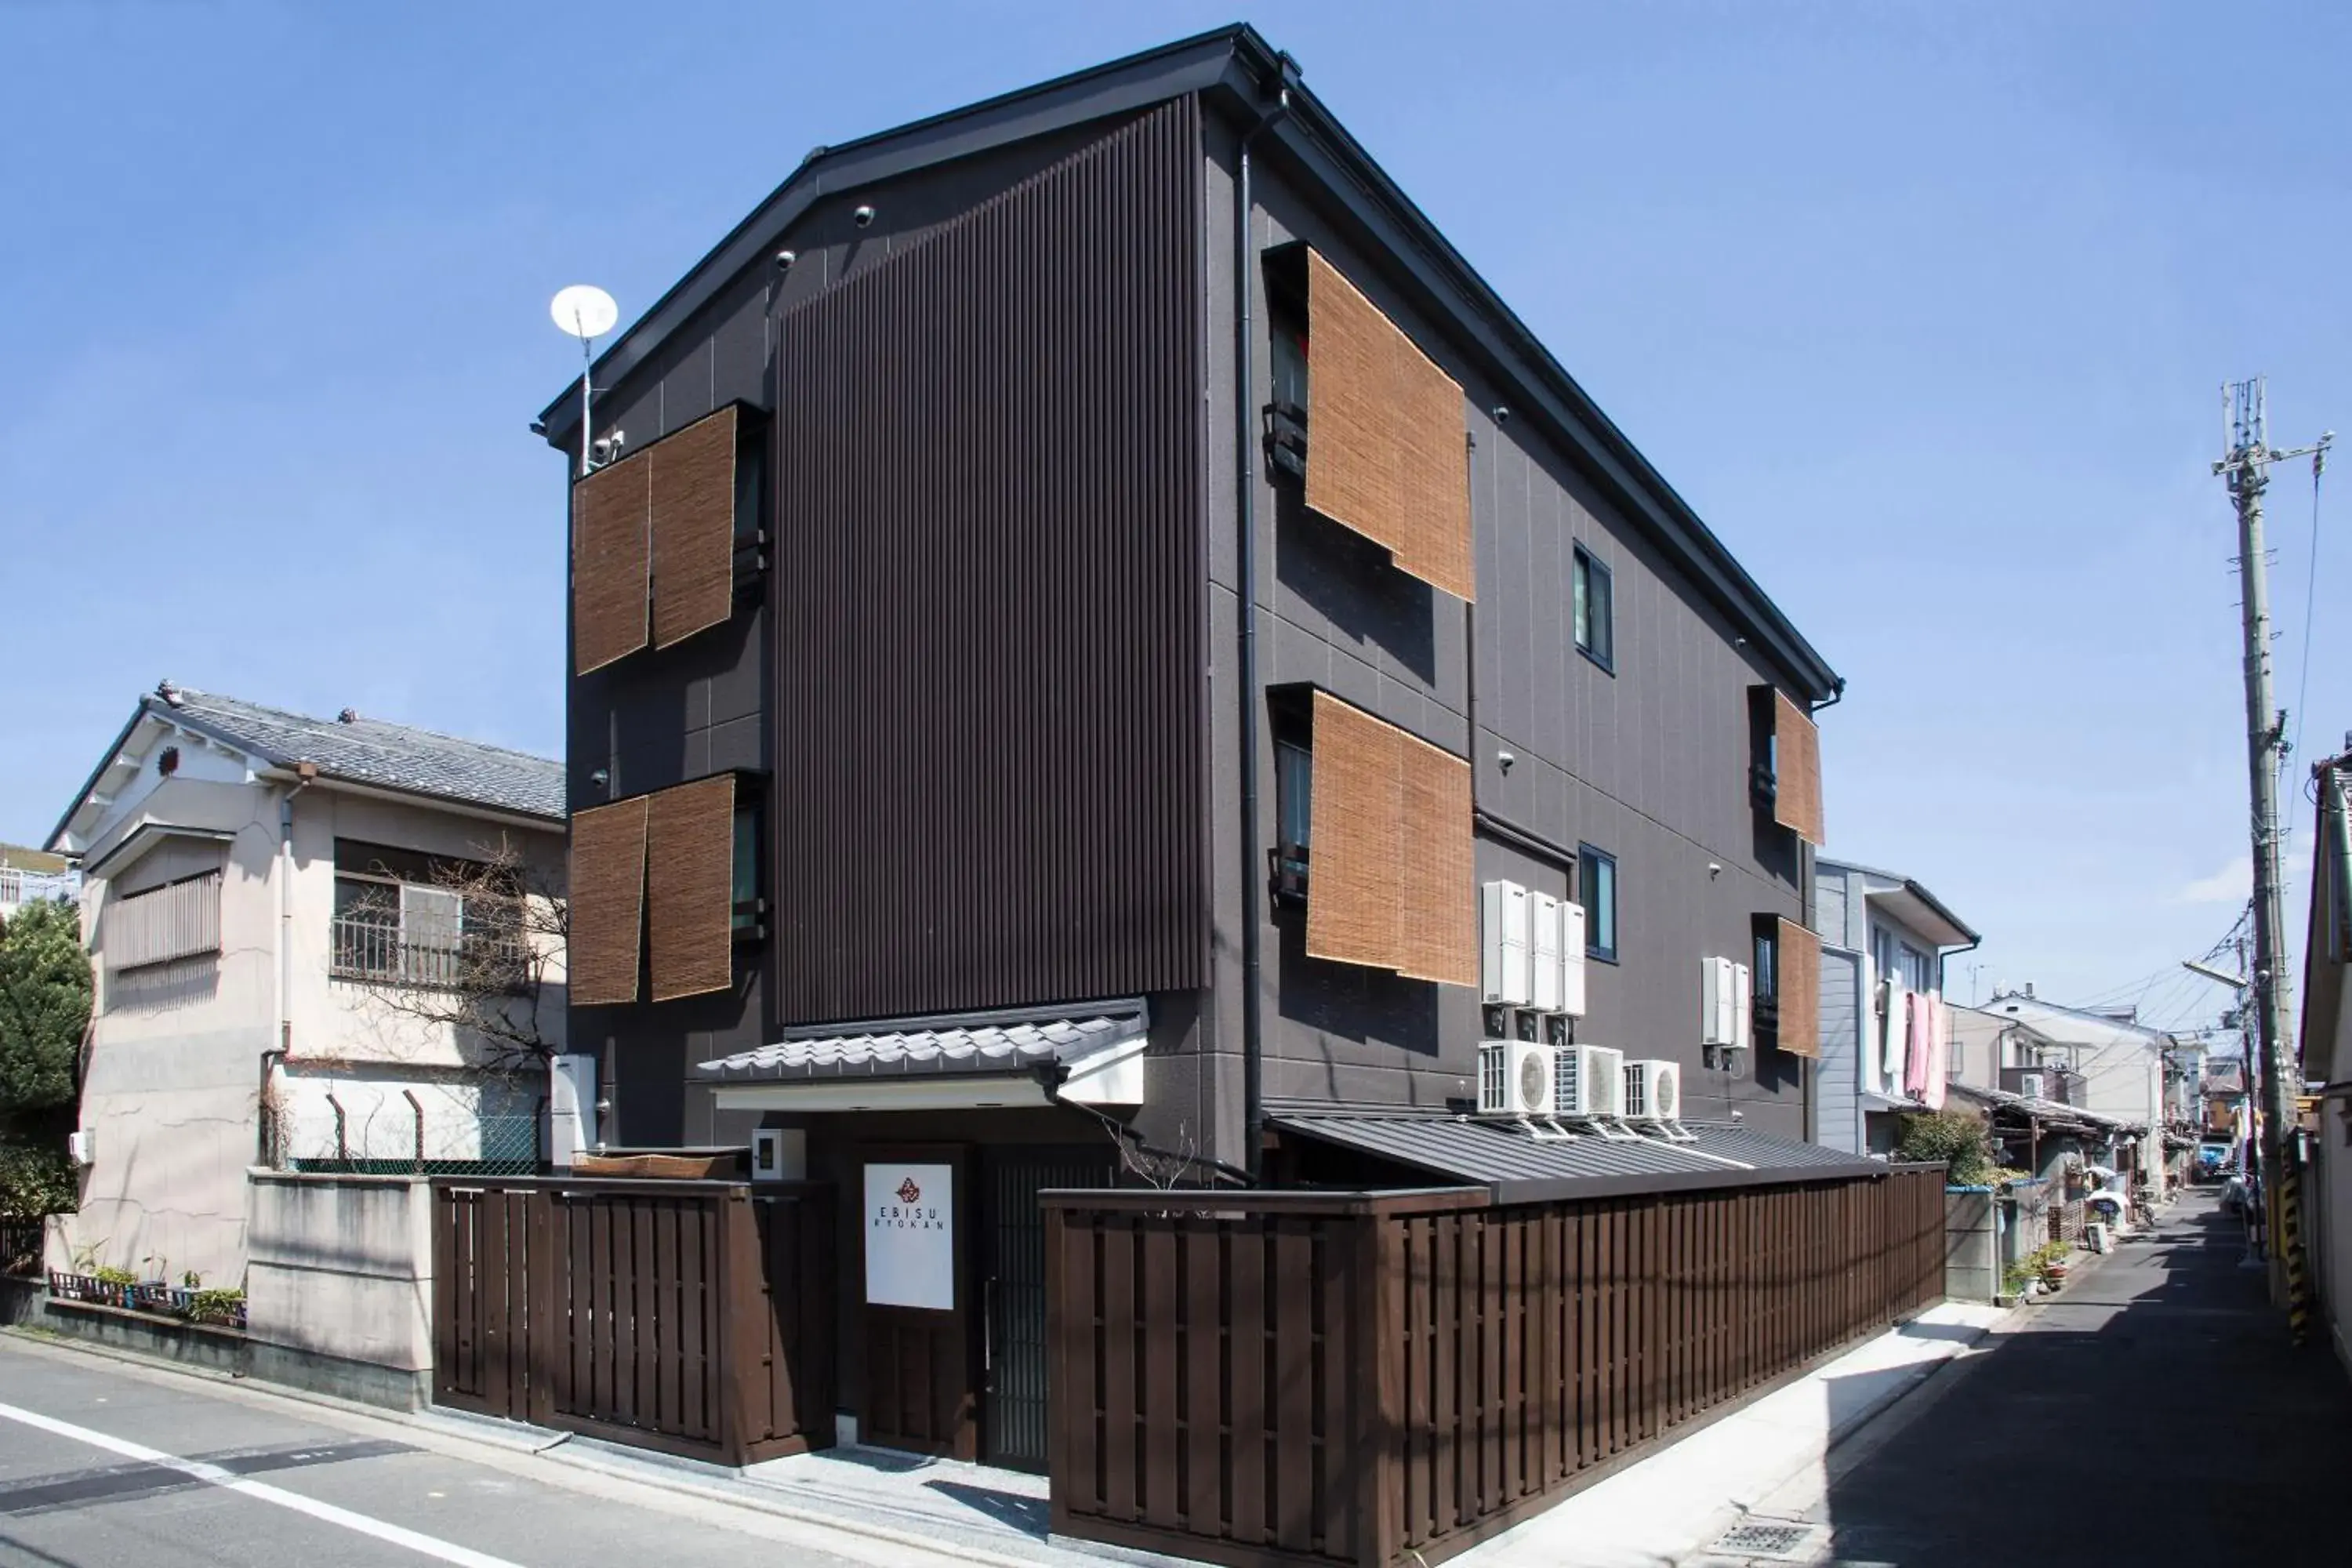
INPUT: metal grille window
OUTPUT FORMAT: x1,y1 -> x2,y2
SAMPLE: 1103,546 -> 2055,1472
103,872 -> 222,971
329,840 -> 517,989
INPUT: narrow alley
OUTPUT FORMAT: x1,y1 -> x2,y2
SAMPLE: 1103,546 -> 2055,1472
1807,1188 -> 2352,1566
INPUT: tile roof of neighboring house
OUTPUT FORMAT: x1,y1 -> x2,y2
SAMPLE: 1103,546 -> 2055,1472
50,687 -> 564,852
0,844 -> 69,874
164,688 -> 565,821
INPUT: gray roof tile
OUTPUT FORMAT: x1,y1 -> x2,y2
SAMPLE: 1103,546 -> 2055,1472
164,688 -> 563,820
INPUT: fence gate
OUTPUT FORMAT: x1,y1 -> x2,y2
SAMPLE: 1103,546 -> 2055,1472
982,1147 -> 1115,1470
431,1178 -> 833,1467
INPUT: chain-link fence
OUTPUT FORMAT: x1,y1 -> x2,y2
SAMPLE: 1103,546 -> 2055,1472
265,1099 -> 544,1178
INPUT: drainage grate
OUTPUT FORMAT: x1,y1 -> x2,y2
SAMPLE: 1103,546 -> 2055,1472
1707,1521 -> 1821,1560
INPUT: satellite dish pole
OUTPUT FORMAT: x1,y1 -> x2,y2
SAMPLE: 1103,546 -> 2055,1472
550,285 -> 621,478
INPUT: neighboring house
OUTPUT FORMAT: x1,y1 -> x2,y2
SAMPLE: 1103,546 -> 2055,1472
2299,753 -> 2352,1375
543,26 -> 1846,1465
1951,990 -> 2174,1192
0,843 -> 78,916
1809,858 -> 1980,1155
2203,1057 -> 2249,1138
44,684 -> 566,1284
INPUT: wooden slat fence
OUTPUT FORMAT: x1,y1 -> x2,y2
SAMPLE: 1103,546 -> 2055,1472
432,1178 -> 833,1465
1046,1164 -> 1946,1568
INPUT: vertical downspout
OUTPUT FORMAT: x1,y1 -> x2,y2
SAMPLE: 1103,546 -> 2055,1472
1236,71 -> 1294,1185
268,764 -> 317,1166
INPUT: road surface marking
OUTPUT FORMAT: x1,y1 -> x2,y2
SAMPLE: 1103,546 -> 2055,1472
0,1399 -> 524,1568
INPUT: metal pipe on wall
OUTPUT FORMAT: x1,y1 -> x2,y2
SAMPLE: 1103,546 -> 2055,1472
1235,68 -> 1295,1185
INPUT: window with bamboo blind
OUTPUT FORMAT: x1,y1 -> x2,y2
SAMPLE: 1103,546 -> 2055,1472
1751,684 -> 1825,846
1301,691 -> 1477,987
570,405 -> 741,676
1773,916 -> 1822,1058
645,775 -> 735,1001
568,778 -> 742,1007
1301,249 -> 1475,602
568,796 -> 649,1004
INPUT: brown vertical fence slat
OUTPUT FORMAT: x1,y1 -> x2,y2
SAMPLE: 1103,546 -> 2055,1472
1044,1167 -> 1948,1568
430,1178 -> 832,1466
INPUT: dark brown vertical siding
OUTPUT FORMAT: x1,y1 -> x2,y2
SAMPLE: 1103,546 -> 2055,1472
769,97 -> 1204,1022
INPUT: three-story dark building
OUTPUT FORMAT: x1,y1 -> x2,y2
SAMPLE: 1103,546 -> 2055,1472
544,25 -> 1839,1464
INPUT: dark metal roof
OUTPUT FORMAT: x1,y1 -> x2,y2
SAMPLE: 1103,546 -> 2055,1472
535,25 -> 1839,702
693,1000 -> 1147,1083
1272,1110 -> 1886,1203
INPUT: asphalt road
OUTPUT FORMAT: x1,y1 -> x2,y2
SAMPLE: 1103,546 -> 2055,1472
0,1336 -> 885,1568
1807,1185 -> 2352,1567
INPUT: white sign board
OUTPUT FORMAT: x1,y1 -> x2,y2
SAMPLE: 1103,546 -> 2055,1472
864,1162 -> 955,1311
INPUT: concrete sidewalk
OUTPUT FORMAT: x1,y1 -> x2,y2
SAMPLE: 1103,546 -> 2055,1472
1454,1298 -> 2009,1568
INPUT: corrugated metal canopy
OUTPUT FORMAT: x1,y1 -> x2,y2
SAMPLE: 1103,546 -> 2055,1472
1272,1110 -> 1885,1201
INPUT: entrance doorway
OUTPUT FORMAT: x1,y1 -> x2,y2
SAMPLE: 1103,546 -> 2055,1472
981,1145 -> 1114,1470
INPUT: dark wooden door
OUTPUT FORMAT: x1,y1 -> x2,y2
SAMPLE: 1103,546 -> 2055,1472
858,1146 -> 976,1458
982,1146 -> 1115,1469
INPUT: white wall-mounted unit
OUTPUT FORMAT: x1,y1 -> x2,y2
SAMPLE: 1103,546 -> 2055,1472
1530,891 -> 1563,1013
1482,881 -> 1532,1007
1624,1059 -> 1682,1124
549,1053 -> 598,1167
1732,962 -> 1752,1051
1554,1044 -> 1624,1120
2019,1072 -> 2046,1102
1559,900 -> 1587,1018
66,1128 -> 95,1167
1478,1039 -> 1555,1118
750,1127 -> 808,1181
1701,956 -> 1737,1046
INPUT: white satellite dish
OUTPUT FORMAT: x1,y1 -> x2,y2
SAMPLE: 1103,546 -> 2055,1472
549,285 -> 619,477
550,284 -> 619,340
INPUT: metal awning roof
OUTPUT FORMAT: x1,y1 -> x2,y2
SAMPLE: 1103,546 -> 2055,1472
1947,1083 -> 2145,1137
1271,1111 -> 1885,1202
695,999 -> 1148,1083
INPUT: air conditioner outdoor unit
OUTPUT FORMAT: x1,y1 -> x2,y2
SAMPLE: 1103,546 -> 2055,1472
1554,1044 -> 1624,1120
1559,900 -> 1588,1018
2020,1072 -> 2046,1102
1530,891 -> 1563,1013
66,1128 -> 94,1167
1482,881 -> 1532,1007
1478,1039 -> 1556,1118
1701,956 -> 1737,1046
1624,1060 -> 1683,1124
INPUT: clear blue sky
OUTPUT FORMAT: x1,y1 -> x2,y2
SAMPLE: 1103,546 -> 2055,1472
7,2 -> 2347,1033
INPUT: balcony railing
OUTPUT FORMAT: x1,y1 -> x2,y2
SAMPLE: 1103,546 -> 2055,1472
0,868 -> 79,909
328,916 -> 528,991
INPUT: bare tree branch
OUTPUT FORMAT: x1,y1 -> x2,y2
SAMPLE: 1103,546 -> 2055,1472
332,835 -> 565,1083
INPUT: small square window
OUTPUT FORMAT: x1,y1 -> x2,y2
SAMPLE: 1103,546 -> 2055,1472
1573,545 -> 1614,673
1577,844 -> 1618,964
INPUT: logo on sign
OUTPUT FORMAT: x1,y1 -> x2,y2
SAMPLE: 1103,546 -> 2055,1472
897,1177 -> 922,1205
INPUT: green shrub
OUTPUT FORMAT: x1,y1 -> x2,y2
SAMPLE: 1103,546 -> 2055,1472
182,1287 -> 244,1327
1896,1109 -> 1999,1187
0,1142 -> 77,1219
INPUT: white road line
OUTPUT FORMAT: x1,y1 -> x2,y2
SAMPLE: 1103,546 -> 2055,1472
0,1399 -> 525,1568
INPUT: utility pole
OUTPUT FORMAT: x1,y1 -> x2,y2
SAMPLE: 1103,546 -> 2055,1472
2212,377 -> 2332,1305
